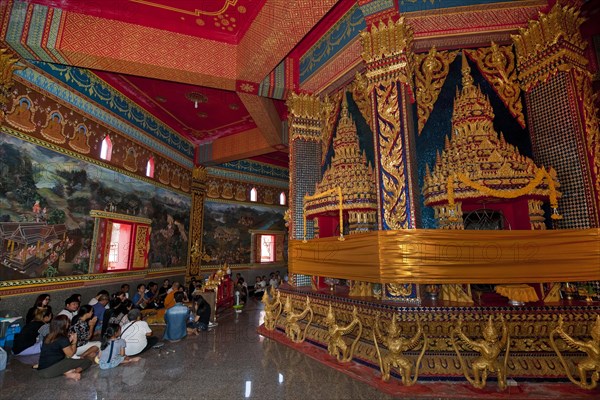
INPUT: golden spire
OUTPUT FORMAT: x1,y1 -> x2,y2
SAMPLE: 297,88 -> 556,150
461,52 -> 474,88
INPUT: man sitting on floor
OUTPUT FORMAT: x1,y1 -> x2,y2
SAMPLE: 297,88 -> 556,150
163,292 -> 193,342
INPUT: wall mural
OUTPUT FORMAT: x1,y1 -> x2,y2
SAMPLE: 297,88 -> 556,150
203,200 -> 286,265
0,132 -> 191,281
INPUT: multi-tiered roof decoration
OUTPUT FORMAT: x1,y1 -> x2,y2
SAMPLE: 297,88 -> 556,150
423,54 -> 560,210
304,95 -> 378,218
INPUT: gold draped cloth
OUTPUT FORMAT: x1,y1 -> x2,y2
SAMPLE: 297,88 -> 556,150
289,229 -> 600,284
495,284 -> 539,302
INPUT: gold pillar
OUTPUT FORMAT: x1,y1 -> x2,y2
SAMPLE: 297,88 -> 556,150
512,4 -> 600,228
286,93 -> 326,286
186,166 -> 207,280
360,17 -> 419,230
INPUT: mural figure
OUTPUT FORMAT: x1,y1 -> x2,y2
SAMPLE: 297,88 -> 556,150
207,181 -> 220,198
263,189 -> 274,205
41,111 -> 66,144
221,182 -> 233,199
235,184 -> 246,202
158,163 -> 170,184
6,96 -> 36,132
123,147 -> 139,172
180,173 -> 190,192
171,169 -> 181,189
68,124 -> 91,154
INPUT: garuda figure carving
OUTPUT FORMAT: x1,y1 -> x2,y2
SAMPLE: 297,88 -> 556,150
323,304 -> 363,362
261,287 -> 282,331
373,313 -> 428,385
451,315 -> 509,390
283,296 -> 313,343
550,315 -> 600,389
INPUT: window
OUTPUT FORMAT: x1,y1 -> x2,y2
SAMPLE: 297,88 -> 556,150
107,222 -> 132,271
279,192 -> 286,205
146,157 -> 155,178
260,234 -> 275,262
100,135 -> 112,161
250,187 -> 257,202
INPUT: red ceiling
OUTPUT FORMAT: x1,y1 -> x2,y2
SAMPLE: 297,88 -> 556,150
25,0 -> 266,44
95,70 -> 258,144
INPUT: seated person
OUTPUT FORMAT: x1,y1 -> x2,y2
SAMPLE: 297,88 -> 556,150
188,295 -> 216,331
253,276 -> 265,299
13,307 -> 51,356
26,294 -> 52,324
91,294 -> 110,331
69,305 -> 101,359
37,315 -> 93,380
120,309 -> 158,356
132,284 -> 149,310
88,290 -> 110,307
144,282 -> 160,309
57,295 -> 80,321
163,282 -> 181,310
163,292 -> 194,342
236,278 -> 248,304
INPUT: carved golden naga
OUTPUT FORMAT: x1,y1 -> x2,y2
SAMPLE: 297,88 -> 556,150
451,315 -> 510,390
323,304 -> 363,362
550,315 -> 600,389
261,287 -> 283,331
283,296 -> 314,343
373,313 -> 428,386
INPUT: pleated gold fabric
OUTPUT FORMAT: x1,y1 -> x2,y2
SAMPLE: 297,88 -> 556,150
289,229 -> 600,283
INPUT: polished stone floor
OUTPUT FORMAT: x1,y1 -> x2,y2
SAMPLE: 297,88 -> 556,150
0,300 -> 394,400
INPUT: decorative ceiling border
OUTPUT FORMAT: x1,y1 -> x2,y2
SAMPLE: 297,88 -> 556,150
205,196 -> 288,211
208,167 -> 289,189
14,65 -> 194,168
32,61 -> 195,159
215,159 -> 289,180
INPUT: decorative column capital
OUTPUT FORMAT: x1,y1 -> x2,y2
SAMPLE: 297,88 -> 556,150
511,3 -> 588,92
286,92 -> 325,142
360,17 -> 415,96
192,165 -> 208,183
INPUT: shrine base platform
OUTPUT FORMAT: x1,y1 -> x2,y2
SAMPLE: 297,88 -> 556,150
261,285 -> 600,393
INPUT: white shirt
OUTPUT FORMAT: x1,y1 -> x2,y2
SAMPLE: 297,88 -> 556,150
120,320 -> 152,356
57,309 -> 77,321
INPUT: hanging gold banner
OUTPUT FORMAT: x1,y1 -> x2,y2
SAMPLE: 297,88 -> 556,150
289,229 -> 600,284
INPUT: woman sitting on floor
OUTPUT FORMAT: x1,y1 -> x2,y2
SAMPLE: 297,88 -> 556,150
188,294 -> 215,331
69,305 -> 101,359
98,324 -> 140,370
25,293 -> 52,324
12,307 -> 52,356
37,315 -> 93,380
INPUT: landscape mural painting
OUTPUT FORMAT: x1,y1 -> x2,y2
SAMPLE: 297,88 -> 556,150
203,201 -> 285,265
0,132 -> 191,281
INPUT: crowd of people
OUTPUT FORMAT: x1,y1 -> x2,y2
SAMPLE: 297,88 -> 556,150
11,279 -> 217,380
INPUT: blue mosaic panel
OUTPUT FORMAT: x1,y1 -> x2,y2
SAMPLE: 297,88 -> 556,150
291,140 -> 321,240
398,0 -> 517,13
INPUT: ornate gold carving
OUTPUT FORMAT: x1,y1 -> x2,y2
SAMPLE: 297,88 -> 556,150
187,166 -> 207,278
349,72 -> 372,129
324,304 -> 363,362
283,295 -> 314,343
286,93 -> 324,142
573,68 -> 600,213
320,92 -> 342,163
451,315 -> 510,390
423,54 -> 561,228
360,17 -> 415,94
465,43 -> 525,128
386,283 -> 412,297
348,281 -> 373,297
373,313 -> 427,385
441,284 -> 474,305
262,287 -> 282,331
304,97 -> 378,236
415,47 -> 458,134
0,47 -> 24,107
550,315 -> 600,389
511,3 -> 588,92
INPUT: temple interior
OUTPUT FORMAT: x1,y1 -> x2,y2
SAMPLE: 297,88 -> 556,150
1,0 -> 600,398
